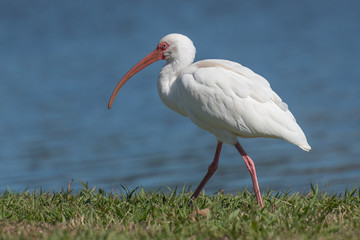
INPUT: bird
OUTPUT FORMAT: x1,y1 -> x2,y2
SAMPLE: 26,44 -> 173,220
108,33 -> 311,208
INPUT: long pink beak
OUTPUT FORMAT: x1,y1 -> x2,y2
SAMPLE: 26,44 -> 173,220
108,48 -> 164,109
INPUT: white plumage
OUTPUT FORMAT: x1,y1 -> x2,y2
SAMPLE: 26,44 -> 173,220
109,33 -> 311,207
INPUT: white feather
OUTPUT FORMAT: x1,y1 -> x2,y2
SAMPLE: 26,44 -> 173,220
157,34 -> 311,151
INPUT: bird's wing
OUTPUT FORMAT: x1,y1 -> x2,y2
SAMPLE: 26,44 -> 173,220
179,60 -> 309,149
194,59 -> 289,110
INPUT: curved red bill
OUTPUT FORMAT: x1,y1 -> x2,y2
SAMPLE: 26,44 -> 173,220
108,49 -> 164,109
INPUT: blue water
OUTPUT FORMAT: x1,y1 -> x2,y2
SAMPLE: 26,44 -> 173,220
1,0 -> 359,194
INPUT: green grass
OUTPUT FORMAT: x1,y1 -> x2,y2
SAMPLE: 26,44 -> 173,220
0,182 -> 359,239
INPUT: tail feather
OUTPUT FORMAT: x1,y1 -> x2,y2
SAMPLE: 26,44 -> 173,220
299,143 -> 311,152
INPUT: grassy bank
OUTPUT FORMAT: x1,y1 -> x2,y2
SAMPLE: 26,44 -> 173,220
0,182 -> 359,239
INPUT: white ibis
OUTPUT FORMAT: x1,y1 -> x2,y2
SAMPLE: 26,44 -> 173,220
108,33 -> 311,207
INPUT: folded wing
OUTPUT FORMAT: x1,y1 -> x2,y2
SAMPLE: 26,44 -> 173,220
179,59 -> 311,151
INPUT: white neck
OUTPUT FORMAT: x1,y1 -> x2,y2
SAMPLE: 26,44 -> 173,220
157,59 -> 190,116
156,34 -> 196,116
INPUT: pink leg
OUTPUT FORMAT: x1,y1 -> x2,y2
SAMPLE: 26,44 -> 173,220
190,142 -> 223,201
235,142 -> 264,208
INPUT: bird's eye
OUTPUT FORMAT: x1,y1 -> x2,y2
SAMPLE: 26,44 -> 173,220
159,42 -> 169,50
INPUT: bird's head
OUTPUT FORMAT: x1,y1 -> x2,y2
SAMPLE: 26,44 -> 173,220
158,33 -> 196,65
108,33 -> 196,109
